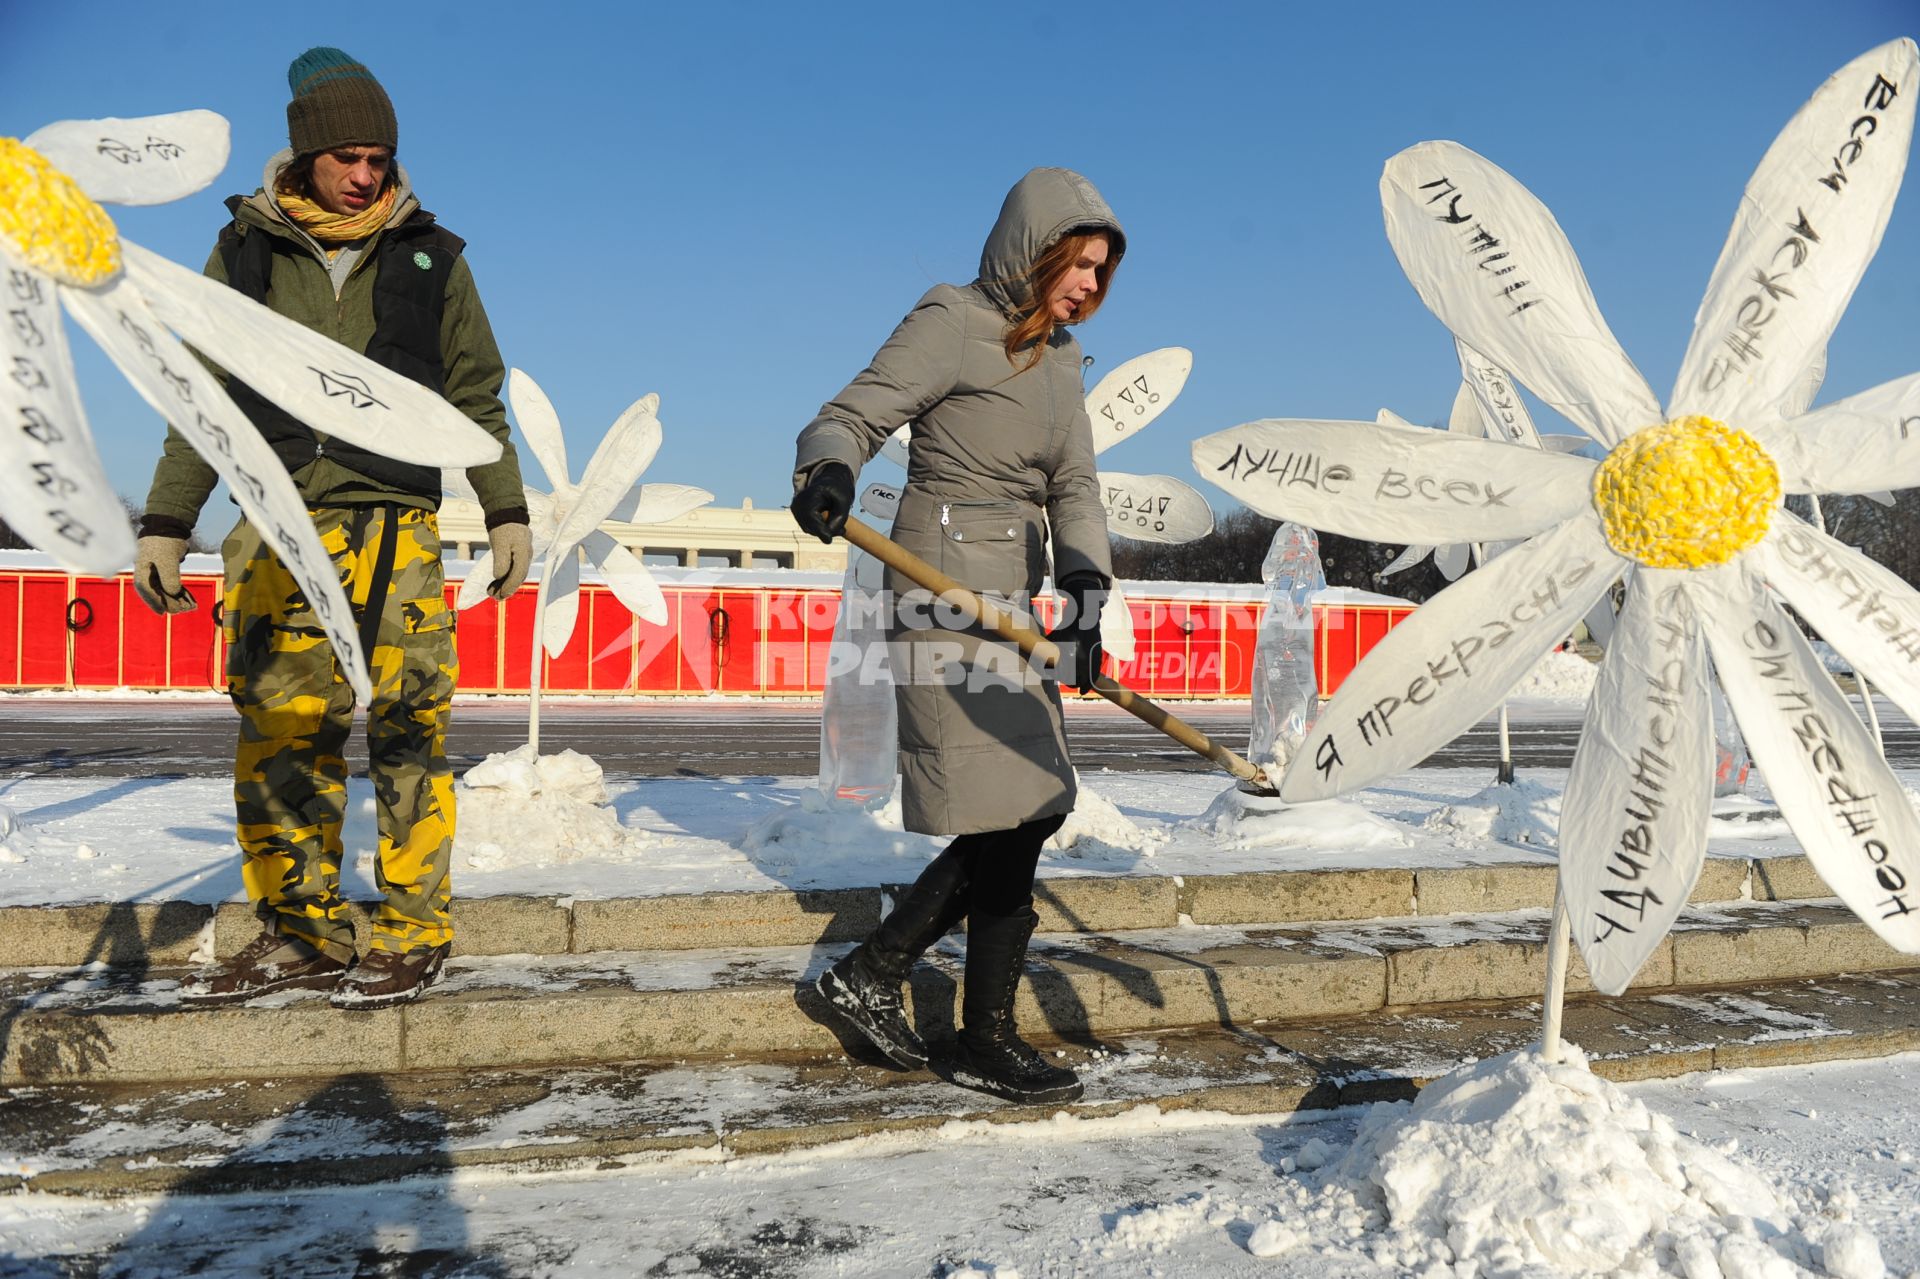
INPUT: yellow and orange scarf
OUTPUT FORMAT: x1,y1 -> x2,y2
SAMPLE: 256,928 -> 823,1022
275,183 -> 397,244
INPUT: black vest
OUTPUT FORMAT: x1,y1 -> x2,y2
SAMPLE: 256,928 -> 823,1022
217,197 -> 464,500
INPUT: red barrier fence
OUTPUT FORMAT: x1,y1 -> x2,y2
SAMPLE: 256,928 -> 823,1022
0,558 -> 1414,699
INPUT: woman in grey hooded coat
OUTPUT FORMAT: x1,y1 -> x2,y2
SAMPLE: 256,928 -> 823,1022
790,168 -> 1121,1104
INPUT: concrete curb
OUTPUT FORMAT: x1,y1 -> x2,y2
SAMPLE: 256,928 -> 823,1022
4,901 -> 1908,1086
0,854 -> 1823,969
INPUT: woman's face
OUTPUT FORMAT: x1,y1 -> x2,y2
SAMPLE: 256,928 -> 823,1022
1045,235 -> 1110,321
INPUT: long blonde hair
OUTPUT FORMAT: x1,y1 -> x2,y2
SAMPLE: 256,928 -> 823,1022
1002,230 -> 1117,370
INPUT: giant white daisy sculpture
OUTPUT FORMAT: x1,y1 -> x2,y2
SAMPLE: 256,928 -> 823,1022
0,111 -> 503,703
1193,39 -> 1920,998
1379,343 -> 1590,584
453,369 -> 710,750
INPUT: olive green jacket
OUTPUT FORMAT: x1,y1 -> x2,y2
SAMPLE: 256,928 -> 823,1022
141,153 -> 525,533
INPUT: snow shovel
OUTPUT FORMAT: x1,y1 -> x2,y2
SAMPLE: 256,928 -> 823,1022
839,515 -> 1280,795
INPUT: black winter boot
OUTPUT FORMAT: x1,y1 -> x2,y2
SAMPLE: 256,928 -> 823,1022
948,907 -> 1083,1104
815,844 -> 970,1068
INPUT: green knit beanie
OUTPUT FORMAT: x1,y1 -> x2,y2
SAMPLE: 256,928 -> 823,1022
285,46 -> 398,156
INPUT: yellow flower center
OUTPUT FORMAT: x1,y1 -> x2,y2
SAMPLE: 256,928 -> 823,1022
1594,416 -> 1780,569
0,138 -> 121,286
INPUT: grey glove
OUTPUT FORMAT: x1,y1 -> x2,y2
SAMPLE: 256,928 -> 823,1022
133,535 -> 195,615
487,522 -> 533,600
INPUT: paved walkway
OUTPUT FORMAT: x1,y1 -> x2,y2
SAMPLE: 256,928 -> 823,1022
6,697 -> 1911,779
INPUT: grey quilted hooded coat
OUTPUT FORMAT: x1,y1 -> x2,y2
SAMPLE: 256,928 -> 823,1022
794,168 -> 1122,836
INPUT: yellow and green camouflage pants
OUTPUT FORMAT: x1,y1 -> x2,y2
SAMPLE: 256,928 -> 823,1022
222,506 -> 458,961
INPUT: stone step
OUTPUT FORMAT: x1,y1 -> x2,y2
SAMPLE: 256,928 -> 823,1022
6,970 -> 1917,1197
0,851 -> 1825,970
3,899 -> 1912,1086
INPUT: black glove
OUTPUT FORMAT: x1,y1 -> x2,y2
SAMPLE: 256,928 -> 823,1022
790,462 -> 856,544
1047,571 -> 1108,695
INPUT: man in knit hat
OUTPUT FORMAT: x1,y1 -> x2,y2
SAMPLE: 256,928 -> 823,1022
135,47 -> 532,1010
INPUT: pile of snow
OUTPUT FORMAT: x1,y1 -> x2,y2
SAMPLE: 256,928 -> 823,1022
0,802 -> 37,864
1049,783 -> 1162,854
1509,647 -> 1601,702
740,785 -> 925,857
0,804 -> 108,871
454,746 -> 652,870
1255,1046 -> 1891,1278
1193,786 -> 1410,851
1425,776 -> 1561,847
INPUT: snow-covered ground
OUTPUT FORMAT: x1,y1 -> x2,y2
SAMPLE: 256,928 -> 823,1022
2,655 -> 1917,1277
2,1052 -> 1915,1278
0,760 -> 1868,909
0,654 -> 1884,907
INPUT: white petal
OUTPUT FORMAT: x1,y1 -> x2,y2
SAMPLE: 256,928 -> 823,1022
1379,544 -> 1433,577
1279,515 -> 1621,801
551,395 -> 661,547
1446,380 -> 1483,436
607,481 -> 713,525
856,481 -> 902,523
1671,40 -> 1918,422
1435,541 -> 1471,581
61,276 -> 370,704
1455,339 -> 1544,447
1100,471 -> 1214,544
1375,407 -> 1416,429
506,368 -> 571,490
1788,347 -> 1828,418
1540,434 -> 1593,455
1584,590 -> 1621,650
440,467 -> 479,503
853,548 -> 886,593
1191,418 -> 1592,543
1756,370 -> 1920,494
1700,564 -> 1920,958
1476,537 -> 1524,565
1100,579 -> 1137,664
523,486 -> 559,545
1381,141 -> 1660,445
26,112 -> 229,206
1084,346 -> 1192,456
585,530 -> 668,625
1758,513 -> 1920,724
0,250 -> 131,573
1560,573 -> 1715,995
122,242 -> 501,467
541,546 -> 583,658
455,550 -> 495,610
879,423 -> 912,469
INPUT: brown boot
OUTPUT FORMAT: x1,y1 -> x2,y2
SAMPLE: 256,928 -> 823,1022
329,943 -> 451,1010
179,929 -> 350,1006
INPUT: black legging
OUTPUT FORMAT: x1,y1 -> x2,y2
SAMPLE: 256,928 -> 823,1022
947,813 -> 1067,916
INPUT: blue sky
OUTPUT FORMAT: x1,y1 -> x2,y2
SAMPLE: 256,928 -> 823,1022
6,0 -> 1918,542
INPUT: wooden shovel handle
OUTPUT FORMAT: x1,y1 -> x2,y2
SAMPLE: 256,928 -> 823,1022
840,515 -> 1277,793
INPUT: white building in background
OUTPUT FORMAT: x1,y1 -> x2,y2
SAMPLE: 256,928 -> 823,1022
436,497 -> 849,573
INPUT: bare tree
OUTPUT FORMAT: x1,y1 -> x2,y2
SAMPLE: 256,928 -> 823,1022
1111,507 -> 1456,602
1784,493 -> 1920,586
0,498 -> 215,558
